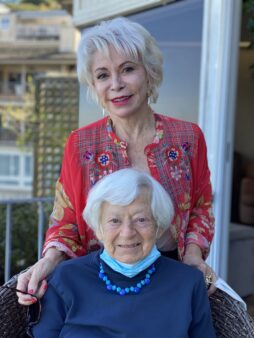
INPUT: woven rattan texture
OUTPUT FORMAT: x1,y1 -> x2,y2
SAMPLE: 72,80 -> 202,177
0,275 -> 28,338
210,288 -> 254,337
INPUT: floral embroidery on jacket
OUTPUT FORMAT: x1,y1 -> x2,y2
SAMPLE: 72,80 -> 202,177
96,151 -> 112,168
182,142 -> 191,152
178,193 -> 191,211
83,150 -> 93,161
170,166 -> 183,181
51,180 -> 73,221
166,147 -> 182,163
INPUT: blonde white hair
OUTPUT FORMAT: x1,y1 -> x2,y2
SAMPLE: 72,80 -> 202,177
83,168 -> 174,233
77,17 -> 163,104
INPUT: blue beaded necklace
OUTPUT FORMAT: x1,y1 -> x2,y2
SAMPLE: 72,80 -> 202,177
99,262 -> 156,296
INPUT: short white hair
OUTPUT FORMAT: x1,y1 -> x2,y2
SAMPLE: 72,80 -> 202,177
83,169 -> 174,233
77,17 -> 163,104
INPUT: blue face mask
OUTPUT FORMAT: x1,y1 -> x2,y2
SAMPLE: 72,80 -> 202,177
100,245 -> 161,278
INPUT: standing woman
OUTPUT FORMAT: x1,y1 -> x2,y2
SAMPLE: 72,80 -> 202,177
17,17 -> 216,304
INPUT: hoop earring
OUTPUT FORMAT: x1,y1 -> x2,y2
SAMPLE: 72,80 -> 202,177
148,96 -> 152,106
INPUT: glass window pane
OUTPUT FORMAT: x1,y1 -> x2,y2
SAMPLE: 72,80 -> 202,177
0,180 -> 19,185
0,154 -> 20,176
0,155 -> 10,175
12,155 -> 19,176
130,0 -> 203,123
25,155 -> 33,177
1,16 -> 10,31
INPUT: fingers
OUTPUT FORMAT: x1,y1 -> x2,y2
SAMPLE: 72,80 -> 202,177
208,283 -> 217,296
17,279 -> 47,305
17,267 -> 33,292
17,268 -> 36,305
183,253 -> 208,276
28,267 -> 45,297
16,257 -> 54,305
196,262 -> 208,276
204,266 -> 217,296
36,279 -> 48,299
18,294 -> 38,305
183,252 -> 217,295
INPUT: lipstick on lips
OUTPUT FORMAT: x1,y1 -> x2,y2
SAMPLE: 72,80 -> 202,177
111,95 -> 132,106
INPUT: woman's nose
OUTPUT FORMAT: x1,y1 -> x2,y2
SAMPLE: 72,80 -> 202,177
120,222 -> 136,236
111,74 -> 124,91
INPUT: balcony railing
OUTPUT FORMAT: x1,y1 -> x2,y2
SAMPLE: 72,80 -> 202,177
0,197 -> 53,283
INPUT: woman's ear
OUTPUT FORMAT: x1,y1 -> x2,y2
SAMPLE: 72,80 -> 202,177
96,225 -> 104,241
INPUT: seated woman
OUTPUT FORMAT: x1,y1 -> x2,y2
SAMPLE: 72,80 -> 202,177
32,169 -> 216,338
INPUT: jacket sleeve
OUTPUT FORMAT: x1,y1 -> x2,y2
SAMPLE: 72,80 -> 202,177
42,131 -> 86,257
32,280 -> 67,337
189,273 -> 216,338
185,125 -> 215,258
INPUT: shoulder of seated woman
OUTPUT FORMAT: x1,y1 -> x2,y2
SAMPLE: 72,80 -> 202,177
51,250 -> 100,276
159,256 -> 203,280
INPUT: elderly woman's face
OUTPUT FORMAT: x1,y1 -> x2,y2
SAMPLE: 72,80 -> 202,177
91,45 -> 149,119
97,188 -> 158,264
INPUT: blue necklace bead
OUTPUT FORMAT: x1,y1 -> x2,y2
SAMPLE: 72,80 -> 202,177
99,262 -> 156,296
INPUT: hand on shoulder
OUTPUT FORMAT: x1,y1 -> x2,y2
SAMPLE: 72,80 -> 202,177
183,244 -> 217,296
16,248 -> 67,305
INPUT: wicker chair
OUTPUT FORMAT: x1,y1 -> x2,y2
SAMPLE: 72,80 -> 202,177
0,273 -> 39,338
0,275 -> 26,338
1,273 -> 254,338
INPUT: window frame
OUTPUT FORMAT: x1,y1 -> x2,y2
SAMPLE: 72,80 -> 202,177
0,149 -> 33,190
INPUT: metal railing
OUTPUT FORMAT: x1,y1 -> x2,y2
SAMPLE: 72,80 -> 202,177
1,197 -> 53,283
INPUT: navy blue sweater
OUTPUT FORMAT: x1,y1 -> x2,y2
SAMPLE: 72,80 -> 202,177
32,250 -> 216,338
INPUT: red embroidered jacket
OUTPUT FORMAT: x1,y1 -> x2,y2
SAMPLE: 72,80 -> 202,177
44,114 -> 215,260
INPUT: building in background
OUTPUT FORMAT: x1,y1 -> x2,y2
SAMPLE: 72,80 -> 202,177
0,121 -> 33,199
0,3 -> 80,199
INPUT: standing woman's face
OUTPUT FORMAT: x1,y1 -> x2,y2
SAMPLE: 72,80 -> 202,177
91,45 -> 149,120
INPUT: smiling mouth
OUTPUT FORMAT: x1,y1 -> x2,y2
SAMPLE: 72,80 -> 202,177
111,95 -> 132,103
118,243 -> 141,248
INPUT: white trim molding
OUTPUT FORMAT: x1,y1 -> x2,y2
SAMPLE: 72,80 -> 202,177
198,0 -> 242,279
73,0 -> 175,28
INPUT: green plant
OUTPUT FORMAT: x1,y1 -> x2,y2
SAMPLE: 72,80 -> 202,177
0,201 -> 52,284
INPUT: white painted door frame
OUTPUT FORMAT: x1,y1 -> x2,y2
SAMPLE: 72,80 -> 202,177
198,0 -> 242,279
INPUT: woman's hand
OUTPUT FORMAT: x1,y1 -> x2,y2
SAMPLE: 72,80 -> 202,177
16,248 -> 67,305
183,244 -> 217,296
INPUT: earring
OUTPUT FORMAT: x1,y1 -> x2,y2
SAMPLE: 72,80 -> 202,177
148,96 -> 152,105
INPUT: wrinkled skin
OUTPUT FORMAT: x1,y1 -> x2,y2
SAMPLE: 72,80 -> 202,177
16,248 -> 67,305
